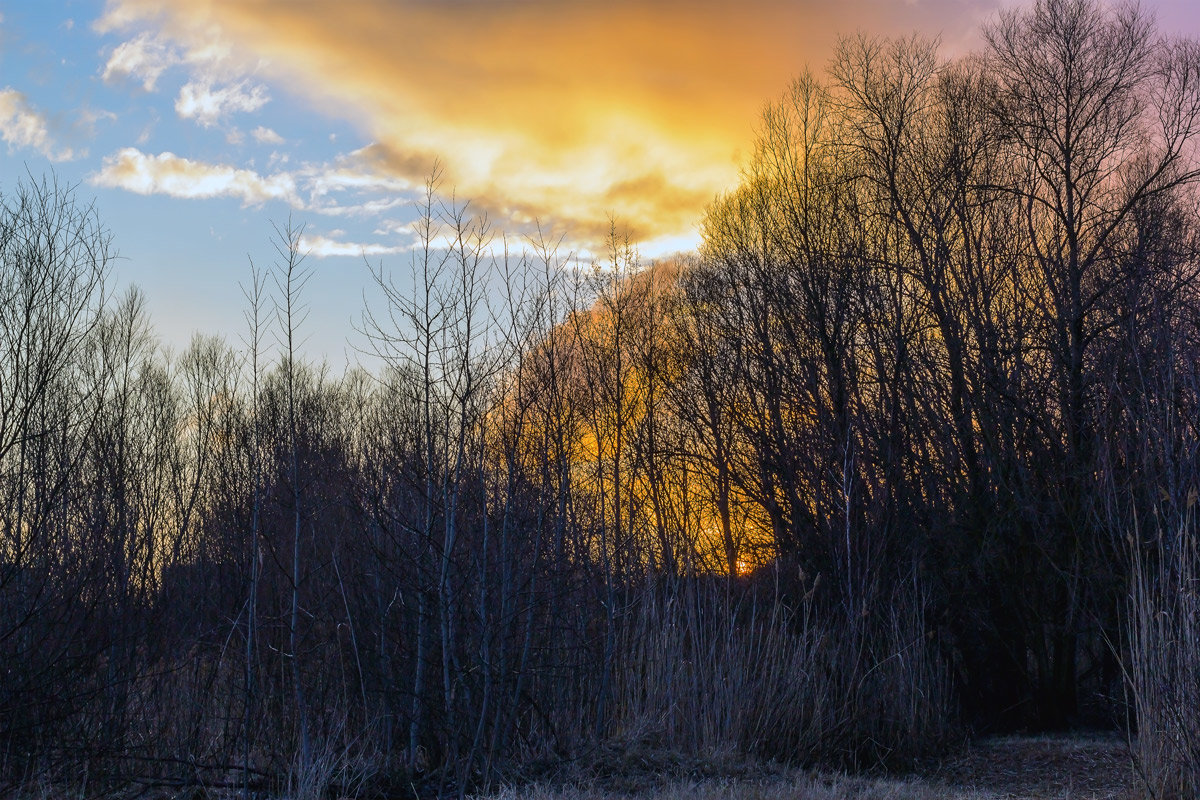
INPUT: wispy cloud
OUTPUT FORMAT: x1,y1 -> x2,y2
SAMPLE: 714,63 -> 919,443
89,145 -> 416,218
298,232 -> 406,258
0,88 -> 76,161
176,78 -> 268,126
101,31 -> 176,91
91,147 -> 296,204
88,146 -> 432,257
252,125 -> 283,144
297,151 -> 415,212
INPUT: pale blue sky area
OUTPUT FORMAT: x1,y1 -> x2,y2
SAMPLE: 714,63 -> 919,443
2,0 -> 416,368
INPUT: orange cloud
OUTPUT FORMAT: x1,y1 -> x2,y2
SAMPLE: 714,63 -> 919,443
99,0 -> 1004,251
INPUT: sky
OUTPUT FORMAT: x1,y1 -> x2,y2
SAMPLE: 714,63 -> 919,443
3,0 -> 1200,366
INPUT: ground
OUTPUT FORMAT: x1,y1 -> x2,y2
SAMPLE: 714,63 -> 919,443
480,735 -> 1139,800
929,735 -> 1135,799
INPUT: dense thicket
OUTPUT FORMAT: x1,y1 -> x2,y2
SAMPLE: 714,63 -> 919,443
3,1 -> 1200,797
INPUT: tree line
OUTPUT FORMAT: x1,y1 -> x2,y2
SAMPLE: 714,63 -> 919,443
2,0 -> 1200,797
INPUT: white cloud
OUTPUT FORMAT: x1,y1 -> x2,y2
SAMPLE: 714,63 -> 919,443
102,32 -> 177,91
298,232 -> 406,258
175,79 -> 268,126
91,147 -> 296,205
303,159 -> 413,198
89,145 -> 421,220
291,146 -> 417,212
0,89 -> 75,161
252,125 -> 284,144
314,196 -> 407,217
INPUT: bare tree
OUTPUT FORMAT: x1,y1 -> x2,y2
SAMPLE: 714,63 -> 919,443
271,218 -> 313,773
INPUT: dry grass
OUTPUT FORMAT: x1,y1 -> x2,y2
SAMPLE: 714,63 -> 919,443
584,579 -> 954,771
478,773 -> 986,800
930,735 -> 1136,800
1,735 -> 1137,799
1127,517 -> 1200,799
476,735 -> 1138,800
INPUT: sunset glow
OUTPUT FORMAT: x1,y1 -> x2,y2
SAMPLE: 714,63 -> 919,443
2,0 -> 1200,357
91,0 -> 1023,249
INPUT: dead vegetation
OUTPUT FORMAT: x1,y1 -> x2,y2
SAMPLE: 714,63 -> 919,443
480,735 -> 1136,800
